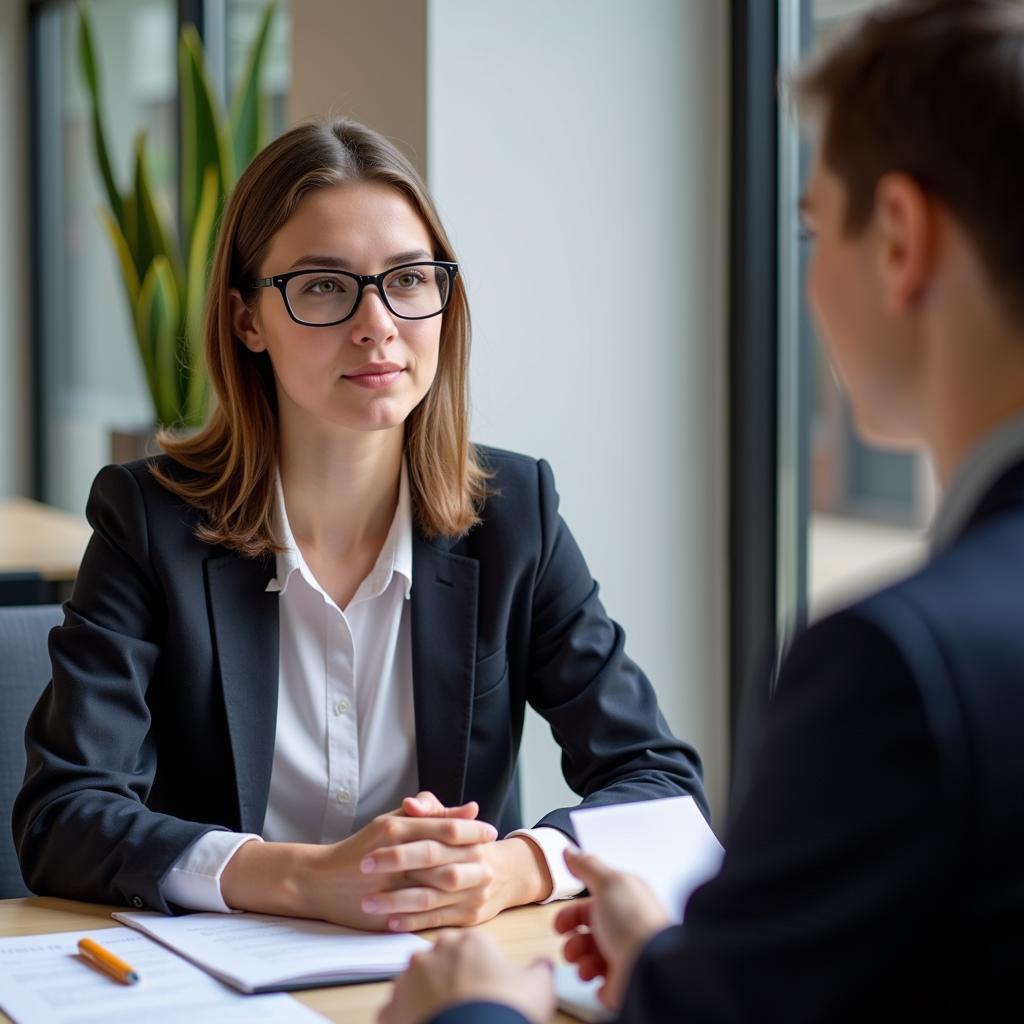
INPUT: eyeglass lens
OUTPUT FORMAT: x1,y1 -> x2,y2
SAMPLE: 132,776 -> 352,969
285,264 -> 450,324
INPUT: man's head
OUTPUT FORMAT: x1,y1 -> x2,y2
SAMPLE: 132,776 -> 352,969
793,0 -> 1024,456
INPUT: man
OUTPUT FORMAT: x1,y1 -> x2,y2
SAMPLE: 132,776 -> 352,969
379,1 -> 1024,1020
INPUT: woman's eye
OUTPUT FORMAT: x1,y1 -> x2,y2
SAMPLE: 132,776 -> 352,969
308,278 -> 340,294
393,271 -> 426,289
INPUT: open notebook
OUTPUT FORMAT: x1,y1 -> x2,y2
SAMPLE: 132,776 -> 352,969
112,910 -> 431,994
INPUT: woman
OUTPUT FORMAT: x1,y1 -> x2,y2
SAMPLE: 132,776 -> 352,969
14,118 -> 705,931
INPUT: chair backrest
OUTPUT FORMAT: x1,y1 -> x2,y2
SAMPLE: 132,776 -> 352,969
0,605 -> 62,898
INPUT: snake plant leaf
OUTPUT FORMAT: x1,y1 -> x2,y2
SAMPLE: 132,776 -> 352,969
100,205 -> 160,413
136,256 -> 181,427
229,1 -> 276,174
77,3 -> 124,225
98,205 -> 141,310
120,192 -> 139,280
132,134 -> 182,286
183,166 -> 218,425
179,23 -> 233,252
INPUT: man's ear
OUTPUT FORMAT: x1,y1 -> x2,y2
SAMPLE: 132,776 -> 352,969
229,289 -> 267,353
874,172 -> 935,314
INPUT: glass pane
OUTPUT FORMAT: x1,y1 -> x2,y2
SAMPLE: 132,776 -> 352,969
37,0 -> 177,513
225,0 -> 292,139
783,0 -> 934,623
35,0 -> 292,515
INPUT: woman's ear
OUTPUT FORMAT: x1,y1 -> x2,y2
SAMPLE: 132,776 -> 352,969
874,171 -> 935,315
229,289 -> 267,353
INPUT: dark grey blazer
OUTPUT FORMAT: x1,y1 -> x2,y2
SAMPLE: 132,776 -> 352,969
13,446 -> 705,913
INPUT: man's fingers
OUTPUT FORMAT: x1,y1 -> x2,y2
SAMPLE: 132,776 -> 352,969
562,931 -> 598,965
564,847 -> 617,890
576,953 -> 606,982
554,898 -> 592,934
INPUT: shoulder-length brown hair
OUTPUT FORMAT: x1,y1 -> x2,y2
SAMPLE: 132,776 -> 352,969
152,117 -> 490,557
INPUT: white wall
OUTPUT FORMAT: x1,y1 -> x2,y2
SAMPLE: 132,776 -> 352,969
0,1 -> 30,497
427,0 -> 731,819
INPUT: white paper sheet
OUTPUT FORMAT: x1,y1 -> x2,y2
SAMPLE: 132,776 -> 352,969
0,926 -> 328,1024
113,911 -> 431,993
569,795 -> 724,922
554,963 -> 614,1023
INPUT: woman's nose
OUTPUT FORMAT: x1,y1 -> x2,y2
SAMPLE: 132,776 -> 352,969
348,285 -> 397,344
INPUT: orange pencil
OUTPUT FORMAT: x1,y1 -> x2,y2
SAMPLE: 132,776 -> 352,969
77,936 -> 140,985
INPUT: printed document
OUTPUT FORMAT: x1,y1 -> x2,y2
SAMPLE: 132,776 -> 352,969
0,925 -> 327,1023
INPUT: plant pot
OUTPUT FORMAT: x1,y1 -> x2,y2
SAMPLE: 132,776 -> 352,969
110,427 -> 161,465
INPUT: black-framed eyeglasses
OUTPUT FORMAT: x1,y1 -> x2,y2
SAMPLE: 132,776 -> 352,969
248,261 -> 459,327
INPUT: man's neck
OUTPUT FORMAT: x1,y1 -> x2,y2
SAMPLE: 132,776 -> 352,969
920,297 -> 1024,486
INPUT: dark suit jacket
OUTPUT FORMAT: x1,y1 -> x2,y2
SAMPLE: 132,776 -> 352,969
434,458 -> 1024,1023
13,447 -> 705,913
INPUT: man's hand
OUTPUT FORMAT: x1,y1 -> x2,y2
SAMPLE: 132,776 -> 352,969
378,930 -> 554,1024
555,848 -> 672,1010
358,792 -> 553,931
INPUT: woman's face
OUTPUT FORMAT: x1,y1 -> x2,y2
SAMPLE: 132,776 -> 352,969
232,182 -> 443,438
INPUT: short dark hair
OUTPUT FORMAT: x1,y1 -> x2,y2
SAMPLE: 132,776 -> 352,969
793,0 -> 1024,321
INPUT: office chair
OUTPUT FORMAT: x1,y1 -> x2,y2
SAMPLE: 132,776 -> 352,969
0,604 -> 62,898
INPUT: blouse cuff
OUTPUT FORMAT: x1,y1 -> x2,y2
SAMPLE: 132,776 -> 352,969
506,826 -> 584,903
160,831 -> 263,913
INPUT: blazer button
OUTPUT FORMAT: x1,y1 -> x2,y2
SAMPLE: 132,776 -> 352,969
131,895 -> 145,909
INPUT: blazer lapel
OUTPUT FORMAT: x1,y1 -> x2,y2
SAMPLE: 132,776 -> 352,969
205,552 -> 280,834
410,533 -> 479,806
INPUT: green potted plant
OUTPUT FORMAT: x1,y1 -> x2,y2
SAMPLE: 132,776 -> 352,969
77,1 -> 277,459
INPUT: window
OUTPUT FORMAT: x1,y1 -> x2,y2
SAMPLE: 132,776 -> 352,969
777,0 -> 932,632
30,0 -> 291,514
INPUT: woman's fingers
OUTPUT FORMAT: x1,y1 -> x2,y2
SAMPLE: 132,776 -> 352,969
362,838 -> 485,875
378,900 -> 488,933
361,885 -> 463,917
402,860 -> 491,893
362,815 -> 497,875
402,792 -> 480,820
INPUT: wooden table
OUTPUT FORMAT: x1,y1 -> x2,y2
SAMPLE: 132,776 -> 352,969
0,499 -> 92,582
0,897 -> 576,1023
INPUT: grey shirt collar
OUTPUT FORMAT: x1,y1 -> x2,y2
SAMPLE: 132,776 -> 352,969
929,412 -> 1024,553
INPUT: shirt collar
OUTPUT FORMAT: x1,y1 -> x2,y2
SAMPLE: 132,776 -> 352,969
930,411 -> 1024,553
265,460 -> 413,604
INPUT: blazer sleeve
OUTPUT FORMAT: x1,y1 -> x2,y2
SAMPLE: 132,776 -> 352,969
615,607 -> 957,1022
13,463 -> 219,912
525,458 -> 708,837
427,1004 -> 531,1024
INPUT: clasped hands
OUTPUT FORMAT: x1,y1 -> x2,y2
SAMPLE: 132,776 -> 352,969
221,790 -> 551,932
379,847 -> 672,1024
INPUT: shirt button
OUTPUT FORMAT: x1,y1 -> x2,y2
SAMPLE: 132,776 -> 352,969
337,789 -> 352,804
130,895 -> 145,909
334,699 -> 350,715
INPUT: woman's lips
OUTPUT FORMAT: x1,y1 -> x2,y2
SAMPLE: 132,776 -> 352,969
343,369 -> 403,389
